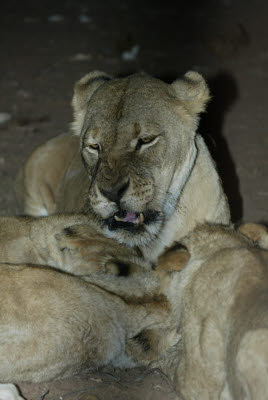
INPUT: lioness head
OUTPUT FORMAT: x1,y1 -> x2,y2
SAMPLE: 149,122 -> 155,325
71,71 -> 210,247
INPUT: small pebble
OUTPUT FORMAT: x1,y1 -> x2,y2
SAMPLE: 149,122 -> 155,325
79,15 -> 92,23
0,112 -> 11,124
122,44 -> 140,61
48,15 -> 64,22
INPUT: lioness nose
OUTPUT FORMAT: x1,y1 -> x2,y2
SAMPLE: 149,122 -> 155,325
100,180 -> 129,203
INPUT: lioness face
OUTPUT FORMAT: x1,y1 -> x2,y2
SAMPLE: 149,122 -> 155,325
72,72 -> 210,247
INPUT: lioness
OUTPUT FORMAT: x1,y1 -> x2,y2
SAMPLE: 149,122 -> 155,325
15,70 -> 230,261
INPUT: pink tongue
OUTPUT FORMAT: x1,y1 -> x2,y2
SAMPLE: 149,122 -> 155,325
123,212 -> 137,222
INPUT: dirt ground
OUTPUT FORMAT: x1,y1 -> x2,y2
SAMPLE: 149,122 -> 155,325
0,0 -> 267,399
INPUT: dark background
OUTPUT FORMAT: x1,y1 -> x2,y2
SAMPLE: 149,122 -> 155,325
0,0 -> 267,398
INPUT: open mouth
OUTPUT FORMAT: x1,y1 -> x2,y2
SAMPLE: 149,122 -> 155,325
103,209 -> 159,232
114,211 -> 144,224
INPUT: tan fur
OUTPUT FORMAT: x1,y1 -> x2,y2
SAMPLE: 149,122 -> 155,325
0,213 -> 268,399
0,263 -> 169,383
15,71 -> 230,261
127,223 -> 268,399
14,135 -> 81,217
239,222 -> 268,249
0,214 -> 153,275
0,214 -> 170,384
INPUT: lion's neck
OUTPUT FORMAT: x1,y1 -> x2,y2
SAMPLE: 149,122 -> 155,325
141,135 -> 230,262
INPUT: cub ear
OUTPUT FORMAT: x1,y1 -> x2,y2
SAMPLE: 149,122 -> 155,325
171,71 -> 210,115
71,71 -> 111,135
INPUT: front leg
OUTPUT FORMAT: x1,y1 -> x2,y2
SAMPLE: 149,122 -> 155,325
29,215 -> 104,273
54,224 -> 116,275
0,214 -> 94,272
125,250 -> 187,367
54,223 -> 150,276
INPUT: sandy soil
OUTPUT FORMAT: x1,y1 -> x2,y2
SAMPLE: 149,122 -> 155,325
0,0 -> 267,399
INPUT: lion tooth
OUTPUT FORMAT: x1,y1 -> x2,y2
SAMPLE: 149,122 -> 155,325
139,213 -> 144,223
114,215 -> 123,222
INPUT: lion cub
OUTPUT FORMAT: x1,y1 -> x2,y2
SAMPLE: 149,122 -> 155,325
127,223 -> 268,400
0,214 -> 151,275
1,211 -> 267,399
0,213 -> 170,385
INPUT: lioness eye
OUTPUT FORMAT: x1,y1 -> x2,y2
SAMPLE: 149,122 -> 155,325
140,137 -> 155,144
89,143 -> 100,151
136,136 -> 157,151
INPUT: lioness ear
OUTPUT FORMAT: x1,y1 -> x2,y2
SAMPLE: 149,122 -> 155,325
171,71 -> 210,115
71,71 -> 111,135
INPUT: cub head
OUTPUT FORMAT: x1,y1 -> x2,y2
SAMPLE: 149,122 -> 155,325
71,70 -> 210,247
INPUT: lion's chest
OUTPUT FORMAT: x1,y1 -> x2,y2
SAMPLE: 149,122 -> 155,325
142,214 -> 182,261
